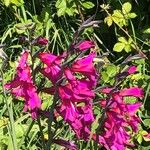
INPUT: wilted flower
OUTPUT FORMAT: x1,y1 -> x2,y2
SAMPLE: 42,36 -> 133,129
36,36 -> 48,45
117,66 -> 137,81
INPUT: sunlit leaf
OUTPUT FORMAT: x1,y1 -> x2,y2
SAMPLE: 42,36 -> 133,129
122,2 -> 132,14
128,13 -> 137,18
82,2 -> 95,9
143,119 -> 150,128
104,16 -> 113,27
124,44 -> 131,52
118,37 -> 128,44
113,42 -> 125,52
144,28 -> 150,34
3,0 -> 11,6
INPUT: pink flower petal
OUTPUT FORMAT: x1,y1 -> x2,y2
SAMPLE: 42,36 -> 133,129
120,87 -> 144,98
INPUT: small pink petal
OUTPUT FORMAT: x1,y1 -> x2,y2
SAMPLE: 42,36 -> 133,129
127,66 -> 137,74
120,87 -> 144,98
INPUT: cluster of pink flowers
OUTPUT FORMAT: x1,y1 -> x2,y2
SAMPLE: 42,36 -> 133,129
97,87 -> 143,150
5,51 -> 41,119
5,38 -> 144,149
38,41 -> 97,140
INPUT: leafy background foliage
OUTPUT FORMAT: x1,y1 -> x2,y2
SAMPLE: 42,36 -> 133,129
0,0 -> 150,149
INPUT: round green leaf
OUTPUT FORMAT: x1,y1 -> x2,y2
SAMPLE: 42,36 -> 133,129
82,2 -> 95,9
122,2 -> 132,14
118,37 -> 128,44
113,42 -> 125,52
143,119 -> 150,128
124,44 -> 131,52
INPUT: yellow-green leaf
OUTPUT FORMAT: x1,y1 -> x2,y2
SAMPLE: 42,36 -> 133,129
112,10 -> 124,19
143,28 -> 150,34
143,119 -> 150,128
56,0 -> 67,16
128,37 -> 133,44
112,10 -> 124,26
104,16 -> 113,27
128,13 -> 137,18
118,37 -> 128,44
3,0 -> 11,6
122,2 -> 132,14
124,44 -> 131,52
11,0 -> 24,6
113,42 -> 125,52
82,1 -> 95,9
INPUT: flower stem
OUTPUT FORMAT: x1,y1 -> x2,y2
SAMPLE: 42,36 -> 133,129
0,69 -> 18,150
46,92 -> 59,150
37,118 -> 47,150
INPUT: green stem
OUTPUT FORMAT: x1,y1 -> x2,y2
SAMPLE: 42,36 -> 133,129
37,118 -> 46,150
46,92 -> 58,150
74,0 -> 84,22
32,0 -> 36,15
0,69 -> 18,150
18,120 -> 34,149
29,36 -> 47,149
143,82 -> 150,106
21,4 -> 27,22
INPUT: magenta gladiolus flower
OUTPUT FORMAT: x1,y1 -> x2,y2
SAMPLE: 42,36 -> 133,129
56,67 -> 95,140
5,51 -> 41,119
117,66 -> 137,81
38,52 -> 63,84
71,52 -> 98,86
97,85 -> 143,149
59,68 -> 95,102
74,40 -> 95,51
57,101 -> 94,140
97,100 -> 141,149
120,87 -> 144,98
